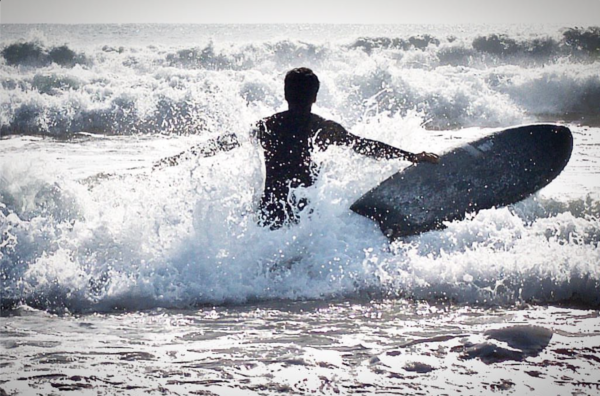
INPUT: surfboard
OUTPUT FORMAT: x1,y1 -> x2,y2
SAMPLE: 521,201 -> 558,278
350,124 -> 573,240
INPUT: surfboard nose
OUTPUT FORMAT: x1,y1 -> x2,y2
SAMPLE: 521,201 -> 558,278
540,124 -> 573,173
549,124 -> 572,148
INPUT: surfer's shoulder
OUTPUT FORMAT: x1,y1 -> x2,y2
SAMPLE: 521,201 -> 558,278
311,114 -> 348,145
254,112 -> 281,139
256,111 -> 289,135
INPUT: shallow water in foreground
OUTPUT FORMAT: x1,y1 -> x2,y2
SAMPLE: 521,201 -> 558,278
2,301 -> 600,395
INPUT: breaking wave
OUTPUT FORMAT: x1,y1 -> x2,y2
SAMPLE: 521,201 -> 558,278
1,26 -> 599,137
1,41 -> 88,68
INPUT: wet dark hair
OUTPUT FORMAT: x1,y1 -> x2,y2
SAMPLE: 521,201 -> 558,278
284,67 -> 320,105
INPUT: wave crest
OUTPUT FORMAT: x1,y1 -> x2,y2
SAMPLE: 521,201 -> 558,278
2,41 -> 88,68
1,27 -> 599,138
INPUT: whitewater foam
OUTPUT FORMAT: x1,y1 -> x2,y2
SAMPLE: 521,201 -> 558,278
1,24 -> 599,313
2,25 -> 599,138
1,125 -> 598,313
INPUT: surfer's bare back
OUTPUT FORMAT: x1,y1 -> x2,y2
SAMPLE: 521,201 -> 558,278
254,67 -> 439,229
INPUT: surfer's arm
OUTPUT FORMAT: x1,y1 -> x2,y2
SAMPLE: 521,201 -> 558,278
317,121 -> 438,163
345,133 -> 439,163
350,135 -> 415,161
152,133 -> 240,170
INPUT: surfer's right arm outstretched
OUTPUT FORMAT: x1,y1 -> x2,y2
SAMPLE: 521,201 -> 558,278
313,118 -> 439,164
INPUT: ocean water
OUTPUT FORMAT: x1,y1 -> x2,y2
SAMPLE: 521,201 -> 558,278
1,24 -> 599,395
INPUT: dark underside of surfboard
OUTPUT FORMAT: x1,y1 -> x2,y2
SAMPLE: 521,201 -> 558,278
350,124 -> 573,240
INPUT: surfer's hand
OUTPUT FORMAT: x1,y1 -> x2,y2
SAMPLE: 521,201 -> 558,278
411,152 -> 440,164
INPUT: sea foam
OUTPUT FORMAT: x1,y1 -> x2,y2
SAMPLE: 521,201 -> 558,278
1,25 -> 599,312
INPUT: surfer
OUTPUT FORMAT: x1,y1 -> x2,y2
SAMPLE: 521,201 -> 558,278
255,67 -> 439,229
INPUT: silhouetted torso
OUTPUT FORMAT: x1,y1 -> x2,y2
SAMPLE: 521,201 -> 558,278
255,110 -> 411,228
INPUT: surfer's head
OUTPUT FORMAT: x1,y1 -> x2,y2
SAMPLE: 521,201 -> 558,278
284,67 -> 319,107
